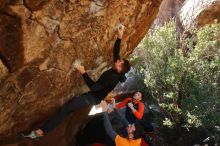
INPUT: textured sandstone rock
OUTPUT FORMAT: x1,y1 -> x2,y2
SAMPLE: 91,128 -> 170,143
0,0 -> 162,145
0,60 -> 8,79
179,0 -> 220,29
153,0 -> 185,26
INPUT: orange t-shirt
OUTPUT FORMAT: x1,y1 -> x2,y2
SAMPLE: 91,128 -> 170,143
115,135 -> 142,146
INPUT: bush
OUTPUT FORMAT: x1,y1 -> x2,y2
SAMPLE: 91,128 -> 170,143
131,21 -> 220,134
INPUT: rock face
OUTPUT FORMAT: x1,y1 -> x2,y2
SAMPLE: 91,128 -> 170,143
153,0 -> 185,26
180,0 -> 220,29
0,0 -> 162,145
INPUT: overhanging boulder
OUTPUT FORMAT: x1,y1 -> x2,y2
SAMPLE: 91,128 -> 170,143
0,0 -> 162,145
179,0 -> 220,29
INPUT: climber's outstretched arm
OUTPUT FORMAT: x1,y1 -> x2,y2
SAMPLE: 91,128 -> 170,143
113,24 -> 124,62
103,112 -> 117,141
75,64 -> 104,91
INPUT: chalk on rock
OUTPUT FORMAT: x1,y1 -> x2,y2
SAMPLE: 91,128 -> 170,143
113,23 -> 125,31
118,24 -> 125,30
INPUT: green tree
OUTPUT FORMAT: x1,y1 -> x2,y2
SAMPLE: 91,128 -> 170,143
131,21 -> 220,134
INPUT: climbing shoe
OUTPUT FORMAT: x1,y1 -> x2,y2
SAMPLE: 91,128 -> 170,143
21,131 -> 40,140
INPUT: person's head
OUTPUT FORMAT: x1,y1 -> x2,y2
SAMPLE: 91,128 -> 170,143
132,91 -> 144,102
114,59 -> 131,74
126,124 -> 136,139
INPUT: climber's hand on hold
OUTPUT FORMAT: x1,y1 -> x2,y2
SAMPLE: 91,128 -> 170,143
111,98 -> 116,109
76,64 -> 86,74
117,24 -> 125,39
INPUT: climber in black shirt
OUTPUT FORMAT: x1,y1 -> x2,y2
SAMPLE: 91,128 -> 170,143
22,25 -> 131,140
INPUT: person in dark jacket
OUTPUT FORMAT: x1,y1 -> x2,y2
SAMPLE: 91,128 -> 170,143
23,25 -> 131,139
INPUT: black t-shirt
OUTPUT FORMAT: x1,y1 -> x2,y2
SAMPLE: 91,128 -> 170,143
81,38 -> 126,102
